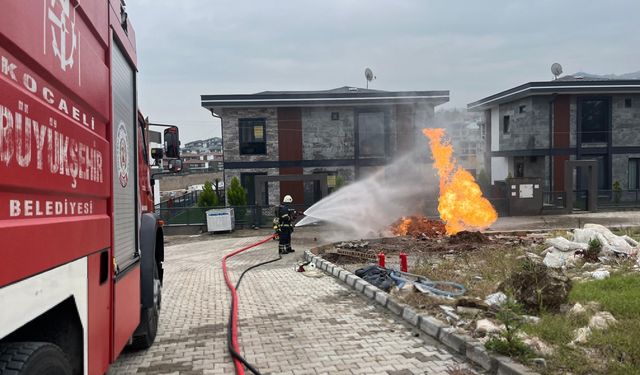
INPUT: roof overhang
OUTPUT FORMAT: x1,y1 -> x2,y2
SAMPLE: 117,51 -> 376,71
201,90 -> 449,114
467,80 -> 640,111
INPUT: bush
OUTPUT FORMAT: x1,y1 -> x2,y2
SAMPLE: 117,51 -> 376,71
485,299 -> 534,360
227,176 -> 248,218
197,181 -> 219,207
613,181 -> 622,203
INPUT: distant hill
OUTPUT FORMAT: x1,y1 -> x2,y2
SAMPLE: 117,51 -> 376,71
571,71 -> 640,80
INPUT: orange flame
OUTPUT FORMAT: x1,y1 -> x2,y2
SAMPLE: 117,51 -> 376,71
422,128 -> 497,235
391,216 -> 446,237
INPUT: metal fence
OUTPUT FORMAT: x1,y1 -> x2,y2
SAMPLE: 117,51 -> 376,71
597,189 -> 640,208
156,204 -> 309,228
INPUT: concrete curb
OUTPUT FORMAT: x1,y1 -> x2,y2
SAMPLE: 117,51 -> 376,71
304,250 -> 539,375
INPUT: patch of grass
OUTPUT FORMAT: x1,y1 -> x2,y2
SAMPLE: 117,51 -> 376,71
485,299 -> 535,361
521,274 -> 640,375
589,319 -> 640,374
612,226 -> 640,242
522,313 -> 588,345
570,273 -> 640,319
486,336 -> 533,360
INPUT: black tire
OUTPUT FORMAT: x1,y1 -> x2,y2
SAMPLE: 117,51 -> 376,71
0,342 -> 72,375
130,262 -> 160,350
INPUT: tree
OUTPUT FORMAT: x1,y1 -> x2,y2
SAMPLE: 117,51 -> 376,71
227,177 -> 247,206
197,181 -> 218,207
227,177 -> 248,219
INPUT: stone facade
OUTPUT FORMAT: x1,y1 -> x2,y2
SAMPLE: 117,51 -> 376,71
222,107 -> 278,162
494,93 -> 640,191
498,97 -> 550,151
301,107 -> 355,160
221,103 -> 436,205
612,94 -> 640,147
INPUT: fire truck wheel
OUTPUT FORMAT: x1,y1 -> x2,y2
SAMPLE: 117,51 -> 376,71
0,342 -> 72,375
130,262 -> 160,350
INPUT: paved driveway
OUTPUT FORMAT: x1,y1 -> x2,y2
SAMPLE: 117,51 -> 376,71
109,230 -> 480,375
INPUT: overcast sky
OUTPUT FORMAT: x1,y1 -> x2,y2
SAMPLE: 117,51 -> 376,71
127,0 -> 640,143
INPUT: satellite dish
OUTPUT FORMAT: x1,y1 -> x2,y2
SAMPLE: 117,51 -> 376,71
364,67 -> 376,88
551,63 -> 563,80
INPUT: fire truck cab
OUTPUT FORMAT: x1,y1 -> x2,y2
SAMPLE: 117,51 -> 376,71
0,1 -> 173,374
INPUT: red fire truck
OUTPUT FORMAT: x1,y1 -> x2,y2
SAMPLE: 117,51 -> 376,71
0,2 -> 178,374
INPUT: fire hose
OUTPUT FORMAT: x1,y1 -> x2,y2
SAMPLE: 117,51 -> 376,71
222,234 -> 280,375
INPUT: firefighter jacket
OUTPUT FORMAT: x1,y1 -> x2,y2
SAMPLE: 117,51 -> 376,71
273,204 -> 295,233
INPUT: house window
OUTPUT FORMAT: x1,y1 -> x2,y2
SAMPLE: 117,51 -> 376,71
579,98 -> 609,144
239,118 -> 266,155
357,111 -> 386,158
625,98 -> 632,108
331,112 -> 340,121
503,115 -> 510,134
630,158 -> 640,190
519,105 -> 526,113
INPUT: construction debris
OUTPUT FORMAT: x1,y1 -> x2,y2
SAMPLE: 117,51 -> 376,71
543,224 -> 640,269
336,240 -> 370,249
589,311 -> 616,330
484,292 -> 507,307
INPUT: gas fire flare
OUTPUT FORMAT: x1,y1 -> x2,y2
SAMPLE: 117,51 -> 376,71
422,128 -> 497,234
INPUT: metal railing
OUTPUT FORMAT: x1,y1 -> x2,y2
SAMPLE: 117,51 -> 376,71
597,189 -> 640,208
156,204 -> 309,228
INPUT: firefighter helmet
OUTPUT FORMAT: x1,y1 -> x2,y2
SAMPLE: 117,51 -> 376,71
283,195 -> 293,203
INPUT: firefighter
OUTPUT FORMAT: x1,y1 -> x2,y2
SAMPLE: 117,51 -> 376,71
274,195 -> 296,254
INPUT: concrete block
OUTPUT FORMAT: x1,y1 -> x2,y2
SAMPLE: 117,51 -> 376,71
386,299 -> 403,316
354,279 -> 367,292
496,356 -> 539,375
374,291 -> 388,306
345,274 -> 357,287
402,307 -> 419,326
338,270 -> 348,282
419,315 -> 446,338
438,327 -> 467,354
331,266 -> 342,277
363,285 -> 377,299
466,344 -> 496,372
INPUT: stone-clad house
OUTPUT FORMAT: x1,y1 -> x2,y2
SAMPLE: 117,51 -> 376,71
201,87 -> 449,206
468,77 -> 640,195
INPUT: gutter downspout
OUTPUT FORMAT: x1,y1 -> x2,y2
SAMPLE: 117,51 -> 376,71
548,94 -> 557,195
209,109 -> 224,203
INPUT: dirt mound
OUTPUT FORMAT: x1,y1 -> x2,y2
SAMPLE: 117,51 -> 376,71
448,230 -> 488,244
391,216 -> 445,238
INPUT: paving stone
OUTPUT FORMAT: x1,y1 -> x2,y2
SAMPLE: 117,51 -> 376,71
108,233 -> 482,375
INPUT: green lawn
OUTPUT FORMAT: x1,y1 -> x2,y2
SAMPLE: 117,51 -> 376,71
523,273 -> 640,375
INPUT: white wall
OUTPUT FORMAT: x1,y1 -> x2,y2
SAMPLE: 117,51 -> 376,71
491,157 -> 509,183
